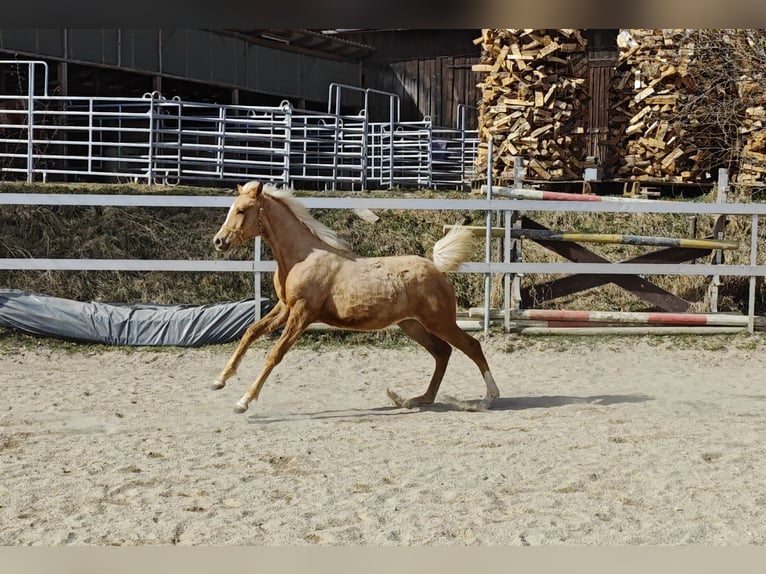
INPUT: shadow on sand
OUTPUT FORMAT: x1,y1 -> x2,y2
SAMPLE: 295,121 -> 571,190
246,393 -> 653,424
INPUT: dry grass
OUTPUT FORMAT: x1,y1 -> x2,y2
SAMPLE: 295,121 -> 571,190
1,183 -> 764,314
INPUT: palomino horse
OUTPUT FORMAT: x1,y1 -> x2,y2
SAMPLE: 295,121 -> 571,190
212,181 -> 500,413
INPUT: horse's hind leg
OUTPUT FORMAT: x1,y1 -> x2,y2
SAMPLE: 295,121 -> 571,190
420,319 -> 500,409
212,301 -> 288,390
388,319 -> 452,408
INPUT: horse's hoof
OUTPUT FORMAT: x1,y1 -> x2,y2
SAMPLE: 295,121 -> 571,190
211,379 -> 225,390
233,401 -> 249,414
478,396 -> 497,411
387,389 -> 412,409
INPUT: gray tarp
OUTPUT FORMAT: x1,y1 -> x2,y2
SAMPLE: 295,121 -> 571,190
0,290 -> 272,347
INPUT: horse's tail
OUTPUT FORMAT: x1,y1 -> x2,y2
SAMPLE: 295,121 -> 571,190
432,225 -> 473,273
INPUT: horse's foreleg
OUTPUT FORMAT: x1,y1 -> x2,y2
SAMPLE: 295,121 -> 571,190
388,319 -> 452,408
212,302 -> 288,390
234,304 -> 312,413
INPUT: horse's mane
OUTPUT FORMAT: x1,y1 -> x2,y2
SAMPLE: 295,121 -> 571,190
250,182 -> 352,253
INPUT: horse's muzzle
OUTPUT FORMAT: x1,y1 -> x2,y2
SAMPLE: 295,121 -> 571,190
212,235 -> 230,252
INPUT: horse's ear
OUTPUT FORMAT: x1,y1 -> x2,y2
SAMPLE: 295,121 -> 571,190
240,181 -> 263,197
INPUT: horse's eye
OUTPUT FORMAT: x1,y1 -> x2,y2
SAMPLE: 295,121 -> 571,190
236,209 -> 246,216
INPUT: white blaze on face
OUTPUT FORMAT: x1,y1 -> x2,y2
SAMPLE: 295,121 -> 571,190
224,199 -> 238,225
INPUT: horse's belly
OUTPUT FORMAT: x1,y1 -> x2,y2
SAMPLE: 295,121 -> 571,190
322,260 -> 429,328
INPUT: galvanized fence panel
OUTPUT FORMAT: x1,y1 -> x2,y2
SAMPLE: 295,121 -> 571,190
2,62 -> 479,190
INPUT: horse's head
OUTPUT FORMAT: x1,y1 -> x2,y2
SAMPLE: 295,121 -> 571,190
212,181 -> 265,252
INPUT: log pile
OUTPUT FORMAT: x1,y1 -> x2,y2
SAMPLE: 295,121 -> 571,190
474,29 -> 766,188
473,29 -> 588,182
609,29 -> 766,187
734,44 -> 766,187
606,29 -> 709,183
738,104 -> 766,185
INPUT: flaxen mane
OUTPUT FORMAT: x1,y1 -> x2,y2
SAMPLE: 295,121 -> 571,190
243,181 -> 352,253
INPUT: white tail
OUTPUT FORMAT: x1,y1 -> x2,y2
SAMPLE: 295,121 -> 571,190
432,226 -> 473,273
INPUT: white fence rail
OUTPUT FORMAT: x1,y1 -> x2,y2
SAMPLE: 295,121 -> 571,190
1,193 -> 764,332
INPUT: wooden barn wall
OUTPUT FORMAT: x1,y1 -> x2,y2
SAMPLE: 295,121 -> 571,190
336,30 -> 481,128
362,56 -> 481,128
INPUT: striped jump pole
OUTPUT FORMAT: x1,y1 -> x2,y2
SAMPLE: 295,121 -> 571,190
509,229 -> 739,250
470,307 -> 761,328
482,185 -> 655,202
508,326 -> 746,336
443,225 -> 739,251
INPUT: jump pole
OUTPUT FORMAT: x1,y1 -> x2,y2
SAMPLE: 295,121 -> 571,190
482,185 -> 656,203
509,326 -> 746,336
444,225 -> 739,250
469,307 -> 763,328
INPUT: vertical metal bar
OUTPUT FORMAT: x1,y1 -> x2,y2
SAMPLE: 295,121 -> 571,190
484,138 -> 493,334
26,62 -> 35,182
87,98 -> 93,174
388,95 -> 395,188
503,205 -> 511,333
427,118 -> 434,189
176,101 -> 183,180
748,214 -> 758,333
459,105 -> 467,189
283,103 -> 292,187
332,92 -> 340,191
360,91 -> 369,190
146,98 -> 155,185
216,105 -> 226,179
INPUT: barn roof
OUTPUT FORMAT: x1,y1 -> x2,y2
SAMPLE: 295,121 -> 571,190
238,29 -> 374,60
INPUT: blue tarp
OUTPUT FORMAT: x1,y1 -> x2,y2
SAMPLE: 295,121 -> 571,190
0,289 -> 272,347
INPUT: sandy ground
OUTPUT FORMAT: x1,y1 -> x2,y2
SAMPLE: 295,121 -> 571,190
2,333 -> 766,546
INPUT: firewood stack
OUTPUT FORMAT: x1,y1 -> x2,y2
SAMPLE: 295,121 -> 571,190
609,29 -> 766,188
474,29 -> 766,189
738,104 -> 766,185
473,29 -> 588,183
734,46 -> 766,188
606,29 -> 710,183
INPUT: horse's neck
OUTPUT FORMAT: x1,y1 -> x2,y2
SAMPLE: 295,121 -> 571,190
261,198 -> 323,269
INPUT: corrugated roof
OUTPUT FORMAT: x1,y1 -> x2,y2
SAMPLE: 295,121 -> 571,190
239,29 -> 374,60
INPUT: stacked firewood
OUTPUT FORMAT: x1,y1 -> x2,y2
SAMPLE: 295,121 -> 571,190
473,29 -> 588,182
738,104 -> 766,185
606,29 -> 710,183
733,44 -> 766,187
609,29 -> 766,187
